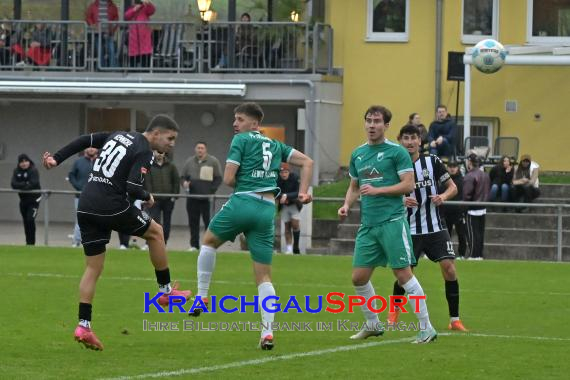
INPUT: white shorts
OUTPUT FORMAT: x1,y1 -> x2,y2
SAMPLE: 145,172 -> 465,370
281,204 -> 300,223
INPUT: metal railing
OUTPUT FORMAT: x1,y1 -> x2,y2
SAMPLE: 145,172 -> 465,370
4,189 -> 564,260
0,20 -> 87,71
0,188 -> 230,247
310,197 -> 570,262
0,20 -> 333,74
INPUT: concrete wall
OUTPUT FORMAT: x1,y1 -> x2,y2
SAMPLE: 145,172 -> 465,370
0,102 -> 82,224
0,101 -> 302,227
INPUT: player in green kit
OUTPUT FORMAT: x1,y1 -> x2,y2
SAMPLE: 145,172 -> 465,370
190,102 -> 313,350
338,105 -> 437,344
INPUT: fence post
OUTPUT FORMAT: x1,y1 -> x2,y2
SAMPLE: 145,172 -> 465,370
557,206 -> 563,262
43,191 -> 50,246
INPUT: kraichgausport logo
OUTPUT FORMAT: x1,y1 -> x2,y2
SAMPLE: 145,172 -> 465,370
144,292 -> 426,314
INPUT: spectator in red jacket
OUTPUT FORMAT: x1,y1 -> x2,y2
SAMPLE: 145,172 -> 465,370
125,0 -> 156,68
11,23 -> 54,67
86,0 -> 119,67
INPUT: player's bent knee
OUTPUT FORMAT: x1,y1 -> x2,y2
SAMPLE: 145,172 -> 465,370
144,221 -> 164,242
351,272 -> 370,286
440,259 -> 456,280
202,229 -> 223,248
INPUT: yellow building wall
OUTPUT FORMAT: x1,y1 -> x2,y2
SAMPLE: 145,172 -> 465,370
329,0 -> 570,171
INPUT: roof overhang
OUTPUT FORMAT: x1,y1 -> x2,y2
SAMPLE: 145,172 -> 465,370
0,81 -> 247,97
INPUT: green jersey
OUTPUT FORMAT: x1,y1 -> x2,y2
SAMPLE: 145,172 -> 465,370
226,131 -> 295,194
349,139 -> 413,226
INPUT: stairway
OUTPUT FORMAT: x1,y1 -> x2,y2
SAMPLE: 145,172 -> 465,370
321,184 -> 570,261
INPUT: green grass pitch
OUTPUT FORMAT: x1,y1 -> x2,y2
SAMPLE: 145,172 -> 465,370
1,246 -> 569,379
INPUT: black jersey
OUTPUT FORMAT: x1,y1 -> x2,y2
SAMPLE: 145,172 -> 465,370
53,132 -> 153,214
407,154 -> 451,235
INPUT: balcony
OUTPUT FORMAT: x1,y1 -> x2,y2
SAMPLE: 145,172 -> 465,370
0,19 -> 334,75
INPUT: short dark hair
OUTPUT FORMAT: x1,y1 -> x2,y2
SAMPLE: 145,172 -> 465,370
447,161 -> 459,168
195,141 -> 207,147
436,104 -> 447,111
398,124 -> 420,138
467,153 -> 481,166
364,105 -> 392,124
408,112 -> 418,122
146,114 -> 180,133
234,102 -> 264,123
240,12 -> 251,20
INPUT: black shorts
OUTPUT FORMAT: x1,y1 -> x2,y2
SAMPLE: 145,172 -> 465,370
77,205 -> 152,256
411,230 -> 455,265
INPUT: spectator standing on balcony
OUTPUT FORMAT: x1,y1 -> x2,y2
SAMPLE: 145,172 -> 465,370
463,154 -> 490,260
144,151 -> 180,245
428,105 -> 456,158
489,155 -> 513,203
86,0 -> 119,67
68,148 -> 99,247
125,0 -> 156,69
511,154 -> 540,209
11,154 -> 41,245
1,21 -> 14,66
181,142 -> 222,251
235,12 -> 259,68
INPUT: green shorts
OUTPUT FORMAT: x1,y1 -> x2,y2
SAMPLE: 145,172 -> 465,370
208,193 -> 276,265
353,217 -> 415,269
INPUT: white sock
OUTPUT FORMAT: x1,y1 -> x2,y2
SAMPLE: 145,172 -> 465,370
402,276 -> 432,330
197,245 -> 216,298
158,283 -> 172,294
286,244 -> 293,252
450,317 -> 460,322
258,282 -> 276,337
354,281 -> 380,330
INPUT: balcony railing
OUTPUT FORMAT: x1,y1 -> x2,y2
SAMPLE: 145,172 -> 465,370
0,20 -> 333,74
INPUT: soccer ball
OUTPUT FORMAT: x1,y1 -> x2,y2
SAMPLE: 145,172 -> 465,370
472,39 -> 507,74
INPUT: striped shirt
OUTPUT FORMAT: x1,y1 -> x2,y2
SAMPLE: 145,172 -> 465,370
407,154 -> 451,235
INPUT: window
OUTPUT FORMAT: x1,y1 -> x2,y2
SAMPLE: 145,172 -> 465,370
462,0 -> 498,44
366,0 -> 409,42
527,0 -> 570,43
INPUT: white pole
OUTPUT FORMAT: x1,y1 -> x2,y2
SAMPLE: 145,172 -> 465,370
463,62 -> 471,141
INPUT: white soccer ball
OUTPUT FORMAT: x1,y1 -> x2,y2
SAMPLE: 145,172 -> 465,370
472,39 -> 507,74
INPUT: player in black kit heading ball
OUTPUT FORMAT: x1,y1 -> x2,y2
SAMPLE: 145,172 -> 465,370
42,115 -> 192,351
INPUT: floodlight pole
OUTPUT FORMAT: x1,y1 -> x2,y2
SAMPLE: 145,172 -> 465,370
463,62 -> 471,143
454,80 -> 460,157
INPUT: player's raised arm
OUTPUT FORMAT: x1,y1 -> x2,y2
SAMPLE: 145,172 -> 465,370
46,132 -> 111,169
288,150 -> 313,204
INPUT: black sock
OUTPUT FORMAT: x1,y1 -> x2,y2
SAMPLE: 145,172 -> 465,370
79,302 -> 92,322
393,280 -> 406,309
155,268 -> 171,286
292,230 -> 300,253
445,280 -> 460,318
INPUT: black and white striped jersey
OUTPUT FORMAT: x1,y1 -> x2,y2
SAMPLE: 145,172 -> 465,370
407,154 -> 451,235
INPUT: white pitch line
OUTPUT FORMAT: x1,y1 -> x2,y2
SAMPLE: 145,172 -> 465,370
100,333 -> 570,380
99,337 -> 413,380
5,272 -> 570,296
